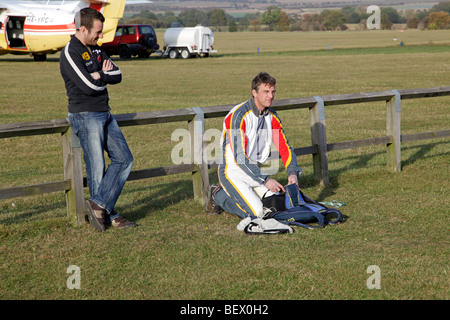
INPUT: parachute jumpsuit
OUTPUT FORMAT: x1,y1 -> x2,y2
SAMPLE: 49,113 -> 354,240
213,98 -> 302,219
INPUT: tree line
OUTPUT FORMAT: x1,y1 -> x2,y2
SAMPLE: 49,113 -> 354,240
120,1 -> 450,31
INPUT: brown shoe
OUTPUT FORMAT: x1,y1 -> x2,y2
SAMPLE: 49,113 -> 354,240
111,216 -> 137,229
205,185 -> 223,215
85,200 -> 106,232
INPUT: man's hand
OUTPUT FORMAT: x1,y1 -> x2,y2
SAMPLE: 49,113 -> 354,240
90,71 -> 100,80
90,59 -> 113,80
264,178 -> 285,193
287,173 -> 298,186
102,59 -> 113,72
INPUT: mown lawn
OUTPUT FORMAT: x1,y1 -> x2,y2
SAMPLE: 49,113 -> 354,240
0,30 -> 448,301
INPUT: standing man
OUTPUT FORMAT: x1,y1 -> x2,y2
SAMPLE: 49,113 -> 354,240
60,8 -> 135,231
206,72 -> 302,234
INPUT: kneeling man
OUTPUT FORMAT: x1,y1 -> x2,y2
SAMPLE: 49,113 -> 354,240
206,72 -> 302,234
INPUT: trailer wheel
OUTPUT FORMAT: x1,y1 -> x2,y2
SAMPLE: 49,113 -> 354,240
168,49 -> 179,59
180,49 -> 191,59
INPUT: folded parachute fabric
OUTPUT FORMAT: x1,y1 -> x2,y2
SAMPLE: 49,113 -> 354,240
237,217 -> 294,235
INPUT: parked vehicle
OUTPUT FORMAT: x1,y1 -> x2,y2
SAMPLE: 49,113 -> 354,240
102,24 -> 159,59
163,26 -> 217,59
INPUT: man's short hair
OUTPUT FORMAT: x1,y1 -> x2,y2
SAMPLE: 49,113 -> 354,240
252,72 -> 276,92
74,7 -> 105,31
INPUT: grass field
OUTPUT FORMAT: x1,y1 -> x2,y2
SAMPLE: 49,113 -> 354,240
0,30 -> 449,302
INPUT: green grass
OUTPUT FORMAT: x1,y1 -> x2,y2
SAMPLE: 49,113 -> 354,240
0,30 -> 449,300
257,43 -> 450,56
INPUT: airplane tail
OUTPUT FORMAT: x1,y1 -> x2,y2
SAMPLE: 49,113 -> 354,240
87,0 -> 126,44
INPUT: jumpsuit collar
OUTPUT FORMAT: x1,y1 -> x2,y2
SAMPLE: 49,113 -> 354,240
250,97 -> 269,117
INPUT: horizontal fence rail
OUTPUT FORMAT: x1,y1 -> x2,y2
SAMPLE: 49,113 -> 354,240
1,86 -> 449,225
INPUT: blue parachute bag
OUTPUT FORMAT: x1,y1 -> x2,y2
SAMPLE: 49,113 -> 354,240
267,184 -> 343,229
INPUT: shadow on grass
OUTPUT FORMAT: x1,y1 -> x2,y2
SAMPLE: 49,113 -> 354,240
0,200 -> 66,226
401,141 -> 447,168
0,57 -> 61,63
119,177 -> 194,222
292,151 -> 381,224
1,140 -> 447,226
297,139 -> 447,210
0,178 -> 194,226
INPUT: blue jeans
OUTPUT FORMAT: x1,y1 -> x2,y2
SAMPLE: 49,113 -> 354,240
68,111 -> 133,218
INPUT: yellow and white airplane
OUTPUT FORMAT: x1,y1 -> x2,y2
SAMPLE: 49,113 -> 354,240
0,0 -> 148,61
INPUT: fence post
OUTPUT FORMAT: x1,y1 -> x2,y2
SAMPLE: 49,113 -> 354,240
310,96 -> 329,185
61,127 -> 86,226
386,90 -> 401,172
189,107 -> 210,205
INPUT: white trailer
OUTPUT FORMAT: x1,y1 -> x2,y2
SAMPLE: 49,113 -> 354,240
163,26 -> 217,59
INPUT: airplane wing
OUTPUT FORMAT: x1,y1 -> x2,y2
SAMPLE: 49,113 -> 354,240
125,1 -> 153,4
84,0 -> 154,4
0,0 -> 154,57
0,0 -> 153,9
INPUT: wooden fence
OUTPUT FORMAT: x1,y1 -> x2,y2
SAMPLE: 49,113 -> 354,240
1,86 -> 449,225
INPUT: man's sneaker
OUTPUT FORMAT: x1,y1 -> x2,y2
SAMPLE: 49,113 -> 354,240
111,216 -> 137,229
205,185 -> 223,215
85,200 -> 106,232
